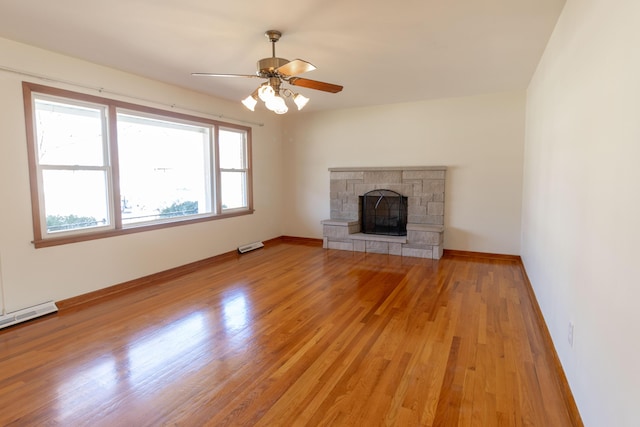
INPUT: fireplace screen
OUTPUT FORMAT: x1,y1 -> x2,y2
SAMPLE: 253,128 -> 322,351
360,189 -> 408,236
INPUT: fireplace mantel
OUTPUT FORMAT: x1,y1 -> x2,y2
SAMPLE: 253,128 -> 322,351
328,166 -> 447,172
322,166 -> 446,259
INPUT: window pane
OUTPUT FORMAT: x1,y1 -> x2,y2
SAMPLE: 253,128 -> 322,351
35,99 -> 105,166
221,171 -> 247,210
42,170 -> 110,233
219,129 -> 245,169
117,113 -> 211,225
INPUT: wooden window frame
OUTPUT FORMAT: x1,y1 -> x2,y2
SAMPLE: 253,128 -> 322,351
23,82 -> 254,248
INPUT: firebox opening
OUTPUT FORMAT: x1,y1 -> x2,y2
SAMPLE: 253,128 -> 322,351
360,189 -> 408,236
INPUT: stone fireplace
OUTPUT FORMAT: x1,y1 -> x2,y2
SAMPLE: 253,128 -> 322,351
322,166 -> 446,259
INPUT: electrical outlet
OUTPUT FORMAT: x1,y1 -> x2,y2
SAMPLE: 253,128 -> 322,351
568,322 -> 574,347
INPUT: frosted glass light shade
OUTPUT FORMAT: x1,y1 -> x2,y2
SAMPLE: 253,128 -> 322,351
258,85 -> 275,102
241,94 -> 258,111
293,93 -> 309,110
265,94 -> 288,114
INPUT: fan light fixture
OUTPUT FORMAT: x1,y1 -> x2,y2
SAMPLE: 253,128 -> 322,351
243,83 -> 308,114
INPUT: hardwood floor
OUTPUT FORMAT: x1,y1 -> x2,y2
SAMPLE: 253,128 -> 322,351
0,239 -> 580,426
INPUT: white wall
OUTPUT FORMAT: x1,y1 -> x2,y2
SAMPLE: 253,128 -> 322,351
0,38 -> 284,313
282,92 -> 526,254
522,0 -> 640,425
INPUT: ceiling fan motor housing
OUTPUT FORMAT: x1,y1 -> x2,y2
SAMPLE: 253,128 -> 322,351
258,57 -> 289,75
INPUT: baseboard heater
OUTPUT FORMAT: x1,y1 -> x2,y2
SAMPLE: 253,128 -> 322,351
238,241 -> 264,254
0,301 -> 58,330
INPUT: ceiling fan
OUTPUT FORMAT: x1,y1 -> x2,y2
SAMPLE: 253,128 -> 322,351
192,30 -> 343,114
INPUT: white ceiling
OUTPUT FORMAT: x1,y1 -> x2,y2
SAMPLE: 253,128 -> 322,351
0,0 -> 565,113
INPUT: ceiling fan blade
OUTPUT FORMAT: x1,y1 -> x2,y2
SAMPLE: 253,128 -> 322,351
276,59 -> 316,77
191,73 -> 260,78
288,77 -> 343,93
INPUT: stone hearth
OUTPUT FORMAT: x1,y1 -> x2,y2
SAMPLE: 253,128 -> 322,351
322,166 -> 446,259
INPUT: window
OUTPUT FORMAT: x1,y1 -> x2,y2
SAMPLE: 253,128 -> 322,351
219,128 -> 249,210
116,111 -> 212,226
23,82 -> 253,248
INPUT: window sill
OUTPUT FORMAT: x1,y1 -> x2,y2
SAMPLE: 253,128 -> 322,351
32,209 -> 254,248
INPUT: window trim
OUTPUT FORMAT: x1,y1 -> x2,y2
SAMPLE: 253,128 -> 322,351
23,82 -> 253,248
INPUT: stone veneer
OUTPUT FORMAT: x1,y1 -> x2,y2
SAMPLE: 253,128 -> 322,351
322,166 -> 446,259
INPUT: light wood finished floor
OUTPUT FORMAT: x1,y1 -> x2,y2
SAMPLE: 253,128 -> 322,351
0,239 -> 580,426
